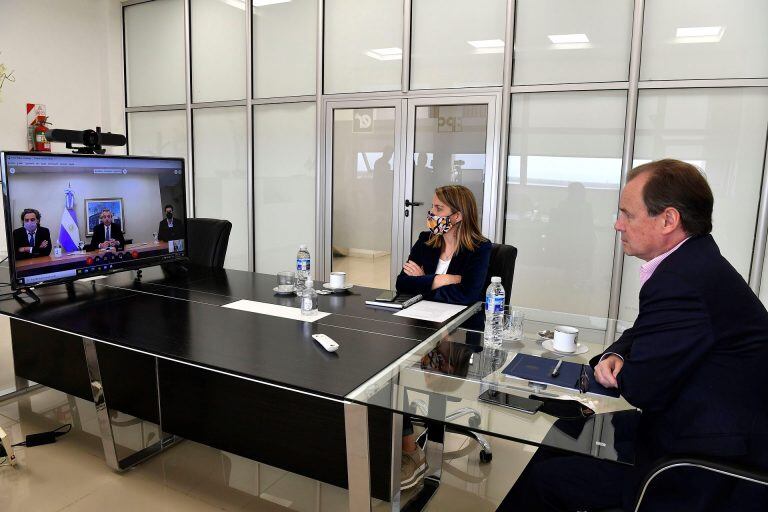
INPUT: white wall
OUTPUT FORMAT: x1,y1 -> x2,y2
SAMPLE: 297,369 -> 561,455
8,173 -> 163,246
0,0 -> 126,254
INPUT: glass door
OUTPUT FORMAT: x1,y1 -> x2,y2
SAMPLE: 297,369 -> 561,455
401,96 -> 500,268
325,101 -> 404,289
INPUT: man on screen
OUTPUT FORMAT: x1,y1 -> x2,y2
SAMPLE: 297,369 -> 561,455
158,204 -> 183,242
12,208 -> 52,260
89,209 -> 125,250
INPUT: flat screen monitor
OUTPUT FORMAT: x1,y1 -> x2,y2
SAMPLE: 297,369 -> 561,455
1,151 -> 187,289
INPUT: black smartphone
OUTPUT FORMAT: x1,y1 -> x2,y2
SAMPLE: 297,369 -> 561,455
478,389 -> 543,415
375,290 -> 398,302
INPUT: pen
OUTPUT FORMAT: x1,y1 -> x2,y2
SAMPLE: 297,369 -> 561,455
551,360 -> 562,377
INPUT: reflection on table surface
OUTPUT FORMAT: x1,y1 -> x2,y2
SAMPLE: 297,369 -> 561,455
347,307 -> 638,465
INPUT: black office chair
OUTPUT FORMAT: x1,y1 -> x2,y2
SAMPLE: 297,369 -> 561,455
186,218 -> 232,269
628,457 -> 768,512
483,243 -> 518,305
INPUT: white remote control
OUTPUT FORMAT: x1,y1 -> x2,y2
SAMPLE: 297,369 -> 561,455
312,333 -> 339,352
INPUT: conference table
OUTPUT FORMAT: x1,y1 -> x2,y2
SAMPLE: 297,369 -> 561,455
1,264 -> 638,511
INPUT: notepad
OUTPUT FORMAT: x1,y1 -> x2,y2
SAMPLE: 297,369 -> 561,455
393,300 -> 467,323
222,300 -> 331,323
502,353 -> 620,398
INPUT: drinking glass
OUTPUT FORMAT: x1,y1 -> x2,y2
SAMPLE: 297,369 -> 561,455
504,310 -> 525,340
277,271 -> 295,293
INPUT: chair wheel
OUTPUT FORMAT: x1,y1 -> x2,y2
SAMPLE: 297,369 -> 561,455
480,450 -> 492,463
469,417 -> 481,428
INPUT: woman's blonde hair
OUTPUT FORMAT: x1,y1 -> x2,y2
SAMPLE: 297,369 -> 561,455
426,185 -> 487,252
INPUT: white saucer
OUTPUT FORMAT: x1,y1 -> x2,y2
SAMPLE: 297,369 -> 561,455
322,283 -> 353,292
273,286 -> 296,295
542,339 -> 589,356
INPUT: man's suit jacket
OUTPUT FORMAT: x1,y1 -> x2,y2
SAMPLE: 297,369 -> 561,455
12,226 -> 52,259
592,234 -> 768,510
396,231 -> 492,305
158,217 -> 184,242
88,222 -> 125,251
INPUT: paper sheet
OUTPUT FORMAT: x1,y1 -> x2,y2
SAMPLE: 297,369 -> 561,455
393,300 -> 467,323
222,299 -> 331,323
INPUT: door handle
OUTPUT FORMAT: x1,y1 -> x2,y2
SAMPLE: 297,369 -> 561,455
405,199 -> 424,207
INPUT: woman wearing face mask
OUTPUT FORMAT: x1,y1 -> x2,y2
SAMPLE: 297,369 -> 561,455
396,186 -> 491,490
396,185 -> 491,305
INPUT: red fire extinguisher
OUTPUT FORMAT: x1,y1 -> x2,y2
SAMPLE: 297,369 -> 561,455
33,115 -> 51,152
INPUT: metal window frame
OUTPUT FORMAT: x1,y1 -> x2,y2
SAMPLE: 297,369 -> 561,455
401,93 -> 502,248
321,98 -> 406,284
121,0 -> 768,314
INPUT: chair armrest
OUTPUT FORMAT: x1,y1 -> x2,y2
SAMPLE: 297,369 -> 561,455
634,456 -> 768,512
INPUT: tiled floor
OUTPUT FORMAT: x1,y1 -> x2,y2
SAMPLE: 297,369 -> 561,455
332,254 -> 391,290
0,388 -> 534,512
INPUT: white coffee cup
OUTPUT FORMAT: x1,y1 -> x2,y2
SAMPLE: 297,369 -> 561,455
329,271 -> 347,289
553,325 -> 579,353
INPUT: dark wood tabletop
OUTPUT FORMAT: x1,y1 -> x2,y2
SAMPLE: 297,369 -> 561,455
0,264 -> 469,399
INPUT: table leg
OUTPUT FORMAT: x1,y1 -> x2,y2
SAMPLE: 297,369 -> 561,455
14,376 -> 29,390
344,401 -> 372,512
82,337 -> 180,471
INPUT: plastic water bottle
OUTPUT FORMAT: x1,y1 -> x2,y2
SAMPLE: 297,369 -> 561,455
295,244 -> 310,292
53,239 -> 62,258
484,276 -> 505,347
301,279 -> 318,316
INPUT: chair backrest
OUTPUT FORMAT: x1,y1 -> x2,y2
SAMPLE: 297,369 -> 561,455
484,243 -> 517,304
632,456 -> 768,512
186,218 -> 232,269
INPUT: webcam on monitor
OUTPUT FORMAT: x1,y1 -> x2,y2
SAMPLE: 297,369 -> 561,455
46,126 -> 126,155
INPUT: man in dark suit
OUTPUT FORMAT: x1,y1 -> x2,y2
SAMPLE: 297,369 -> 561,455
501,159 -> 768,511
88,208 -> 125,251
158,204 -> 183,242
12,208 -> 52,260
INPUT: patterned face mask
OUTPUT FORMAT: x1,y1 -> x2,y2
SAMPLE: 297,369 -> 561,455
427,210 -> 453,236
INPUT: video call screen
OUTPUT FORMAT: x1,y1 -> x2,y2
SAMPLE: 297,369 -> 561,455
1,152 -> 187,288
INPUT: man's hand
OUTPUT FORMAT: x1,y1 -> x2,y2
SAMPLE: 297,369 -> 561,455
18,247 -> 32,253
594,354 -> 624,389
99,242 -> 108,249
39,240 -> 49,249
403,260 -> 425,276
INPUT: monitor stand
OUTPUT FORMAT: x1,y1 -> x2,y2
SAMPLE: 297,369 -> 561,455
160,261 -> 188,277
13,288 -> 40,304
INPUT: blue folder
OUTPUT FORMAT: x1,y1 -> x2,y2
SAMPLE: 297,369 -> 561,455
501,353 -> 620,398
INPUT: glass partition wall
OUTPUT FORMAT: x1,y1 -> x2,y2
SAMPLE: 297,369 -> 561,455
121,0 -> 768,329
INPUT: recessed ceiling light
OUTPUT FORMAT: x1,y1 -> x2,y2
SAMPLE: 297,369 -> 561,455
674,26 -> 724,43
365,48 -> 403,61
221,0 -> 291,10
676,26 -> 722,38
467,39 -> 505,54
467,39 -> 505,49
548,33 -> 590,44
253,0 -> 291,6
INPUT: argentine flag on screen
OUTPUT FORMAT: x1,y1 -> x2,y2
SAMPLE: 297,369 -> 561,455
58,187 -> 80,252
